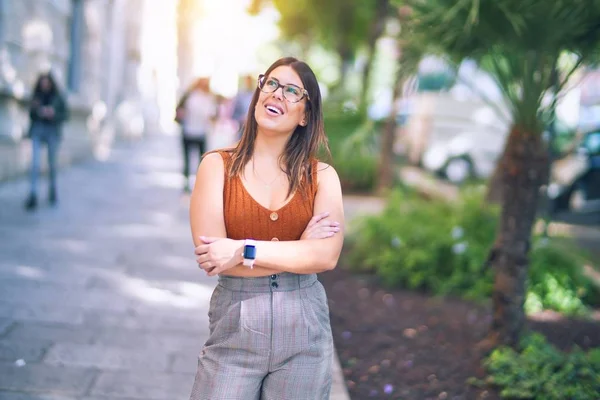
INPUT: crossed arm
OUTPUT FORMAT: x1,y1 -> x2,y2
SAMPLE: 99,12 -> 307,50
189,153 -> 345,277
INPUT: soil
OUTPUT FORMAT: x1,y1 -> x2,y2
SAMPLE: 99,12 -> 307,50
320,262 -> 600,400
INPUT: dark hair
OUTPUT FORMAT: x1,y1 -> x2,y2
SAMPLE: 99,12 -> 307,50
227,57 -> 329,197
32,72 -> 60,99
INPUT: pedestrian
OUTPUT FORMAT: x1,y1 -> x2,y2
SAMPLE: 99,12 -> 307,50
175,77 -> 216,193
206,94 -> 239,152
231,74 -> 255,139
188,56 -> 344,399
24,71 -> 69,211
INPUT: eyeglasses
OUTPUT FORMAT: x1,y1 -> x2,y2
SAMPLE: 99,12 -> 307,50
258,74 -> 310,104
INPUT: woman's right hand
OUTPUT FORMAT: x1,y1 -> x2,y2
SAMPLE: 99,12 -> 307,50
300,211 -> 341,240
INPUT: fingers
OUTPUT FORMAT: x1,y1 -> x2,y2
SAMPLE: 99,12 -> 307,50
306,212 -> 330,229
305,219 -> 341,239
194,244 -> 209,256
314,225 -> 341,238
196,254 -> 209,264
312,218 -> 340,232
199,236 -> 218,244
197,260 -> 214,272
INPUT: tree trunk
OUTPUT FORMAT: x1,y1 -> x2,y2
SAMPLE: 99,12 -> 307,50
358,0 -> 389,114
377,74 -> 404,193
331,44 -> 354,97
359,48 -> 377,115
485,151 -> 506,204
484,126 -> 549,350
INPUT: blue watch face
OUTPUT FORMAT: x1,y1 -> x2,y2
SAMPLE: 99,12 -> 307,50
243,245 -> 256,260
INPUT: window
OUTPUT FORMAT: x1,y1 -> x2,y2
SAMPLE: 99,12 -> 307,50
67,0 -> 84,92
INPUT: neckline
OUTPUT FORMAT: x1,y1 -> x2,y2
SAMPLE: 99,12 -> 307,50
236,175 -> 298,213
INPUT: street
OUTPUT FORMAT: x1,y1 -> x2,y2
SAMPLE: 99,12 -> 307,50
0,134 -> 229,399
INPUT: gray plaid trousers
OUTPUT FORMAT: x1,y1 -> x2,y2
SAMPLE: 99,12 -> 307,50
189,273 -> 333,400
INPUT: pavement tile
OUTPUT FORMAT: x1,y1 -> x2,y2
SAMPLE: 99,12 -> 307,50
89,371 -> 194,400
0,302 -> 84,325
0,338 -> 51,362
0,284 -> 134,313
0,362 -> 96,395
0,319 -> 13,336
81,310 -> 209,335
3,322 -> 95,345
92,329 -> 204,353
0,393 -> 77,400
170,352 -> 200,374
44,343 -> 171,372
0,264 -> 101,287
80,397 -> 138,400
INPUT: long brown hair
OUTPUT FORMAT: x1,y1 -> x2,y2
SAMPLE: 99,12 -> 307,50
227,57 -> 329,197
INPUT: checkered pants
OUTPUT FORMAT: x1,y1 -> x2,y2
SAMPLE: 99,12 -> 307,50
189,273 -> 333,400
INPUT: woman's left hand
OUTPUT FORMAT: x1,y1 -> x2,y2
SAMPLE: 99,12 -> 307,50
194,237 -> 243,276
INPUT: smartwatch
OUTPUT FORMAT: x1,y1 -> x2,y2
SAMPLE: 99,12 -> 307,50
243,239 -> 257,269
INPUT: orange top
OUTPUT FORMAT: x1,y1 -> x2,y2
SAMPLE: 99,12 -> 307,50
218,150 -> 318,242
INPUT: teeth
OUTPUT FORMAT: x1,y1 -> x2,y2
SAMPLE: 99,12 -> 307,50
266,105 -> 282,115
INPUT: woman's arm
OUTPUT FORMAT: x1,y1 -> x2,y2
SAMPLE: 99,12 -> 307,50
190,153 -> 279,275
189,153 -> 227,243
196,162 -> 344,275
251,163 -> 344,273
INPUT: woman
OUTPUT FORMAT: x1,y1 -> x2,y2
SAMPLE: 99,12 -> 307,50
175,77 -> 217,193
189,57 -> 344,399
25,72 -> 68,211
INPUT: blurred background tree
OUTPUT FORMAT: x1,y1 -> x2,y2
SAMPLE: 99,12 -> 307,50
401,0 -> 600,349
377,6 -> 424,192
249,0 -> 394,115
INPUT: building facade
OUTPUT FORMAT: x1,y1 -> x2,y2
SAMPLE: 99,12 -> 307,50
0,0 -> 149,181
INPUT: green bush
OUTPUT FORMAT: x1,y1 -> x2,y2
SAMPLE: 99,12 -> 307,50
322,106 -> 379,193
347,186 -> 496,300
347,186 -> 600,314
527,240 -> 600,315
479,333 -> 600,399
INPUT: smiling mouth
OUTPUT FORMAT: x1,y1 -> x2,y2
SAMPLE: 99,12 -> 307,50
265,105 -> 284,115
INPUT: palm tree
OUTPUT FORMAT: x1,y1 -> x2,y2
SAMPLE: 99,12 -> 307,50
402,0 -> 600,348
377,38 -> 422,192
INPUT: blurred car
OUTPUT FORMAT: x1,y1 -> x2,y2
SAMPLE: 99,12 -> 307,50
422,119 -> 579,185
547,127 -> 600,212
421,128 -> 507,184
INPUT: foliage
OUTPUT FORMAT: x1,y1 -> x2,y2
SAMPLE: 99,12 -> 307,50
347,186 -> 497,299
321,105 -> 379,193
396,0 -> 600,345
475,333 -> 600,399
273,0 -> 376,52
527,240 -> 600,315
250,0 -> 388,76
401,0 -> 600,131
346,187 -> 600,314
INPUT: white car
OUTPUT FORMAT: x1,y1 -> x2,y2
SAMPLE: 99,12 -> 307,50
422,128 -> 508,184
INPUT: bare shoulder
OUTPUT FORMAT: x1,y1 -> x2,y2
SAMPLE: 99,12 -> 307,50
316,162 -> 340,182
199,151 -> 225,171
192,152 -> 226,206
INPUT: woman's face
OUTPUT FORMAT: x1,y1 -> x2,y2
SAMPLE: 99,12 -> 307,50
254,66 -> 308,136
40,77 -> 52,92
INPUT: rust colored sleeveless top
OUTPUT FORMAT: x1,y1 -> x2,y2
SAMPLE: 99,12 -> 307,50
218,151 -> 318,242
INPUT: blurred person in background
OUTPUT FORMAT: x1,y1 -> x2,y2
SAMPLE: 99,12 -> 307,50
231,74 -> 255,139
207,94 -> 239,151
25,71 -> 69,211
175,77 -> 217,193
188,57 -> 344,399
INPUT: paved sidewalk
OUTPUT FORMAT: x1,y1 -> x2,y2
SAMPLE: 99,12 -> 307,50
0,134 -> 349,400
